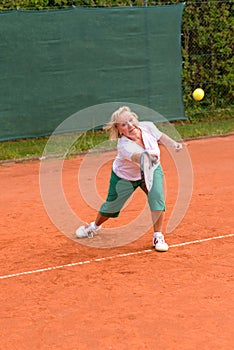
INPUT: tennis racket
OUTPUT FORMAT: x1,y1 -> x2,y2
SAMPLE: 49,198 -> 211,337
140,151 -> 158,193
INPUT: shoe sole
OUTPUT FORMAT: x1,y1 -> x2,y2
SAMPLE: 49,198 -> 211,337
155,246 -> 169,252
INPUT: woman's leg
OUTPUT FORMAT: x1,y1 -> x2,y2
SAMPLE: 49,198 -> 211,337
151,210 -> 165,232
146,166 -> 168,251
76,171 -> 136,238
99,171 -> 135,219
94,213 -> 109,227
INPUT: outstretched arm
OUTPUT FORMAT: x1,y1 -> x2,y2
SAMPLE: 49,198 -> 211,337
159,133 -> 183,151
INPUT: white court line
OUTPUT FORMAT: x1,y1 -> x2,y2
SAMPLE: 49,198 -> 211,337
0,233 -> 233,280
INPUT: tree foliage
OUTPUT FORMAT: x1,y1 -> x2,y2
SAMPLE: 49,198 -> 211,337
181,1 -> 233,117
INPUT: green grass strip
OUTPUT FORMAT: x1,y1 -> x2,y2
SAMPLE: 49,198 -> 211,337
0,118 -> 233,162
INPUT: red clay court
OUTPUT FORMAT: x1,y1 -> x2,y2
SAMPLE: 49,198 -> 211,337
1,135 -> 234,349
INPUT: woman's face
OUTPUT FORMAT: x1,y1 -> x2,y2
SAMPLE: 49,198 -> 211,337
115,111 -> 139,138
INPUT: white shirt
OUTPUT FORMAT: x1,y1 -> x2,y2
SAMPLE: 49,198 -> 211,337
112,121 -> 162,181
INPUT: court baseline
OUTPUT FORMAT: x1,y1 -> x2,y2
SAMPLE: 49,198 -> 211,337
1,233 -> 233,280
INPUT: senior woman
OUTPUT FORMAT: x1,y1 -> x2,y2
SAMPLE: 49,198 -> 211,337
76,106 -> 182,252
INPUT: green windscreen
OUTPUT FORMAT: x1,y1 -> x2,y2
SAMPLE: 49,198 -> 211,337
0,5 -> 185,141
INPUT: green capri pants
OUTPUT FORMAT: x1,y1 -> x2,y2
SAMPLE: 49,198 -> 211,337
99,164 -> 166,218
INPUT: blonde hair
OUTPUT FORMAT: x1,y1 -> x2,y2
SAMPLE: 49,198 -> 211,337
104,106 -> 139,140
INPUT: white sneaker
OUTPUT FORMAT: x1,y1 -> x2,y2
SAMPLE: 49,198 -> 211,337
75,222 -> 101,239
153,232 -> 169,252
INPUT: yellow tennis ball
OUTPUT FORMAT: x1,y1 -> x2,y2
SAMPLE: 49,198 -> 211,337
192,88 -> 205,101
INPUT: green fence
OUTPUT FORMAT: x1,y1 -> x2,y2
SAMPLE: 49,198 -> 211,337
0,1 -> 233,141
0,4 -> 185,141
